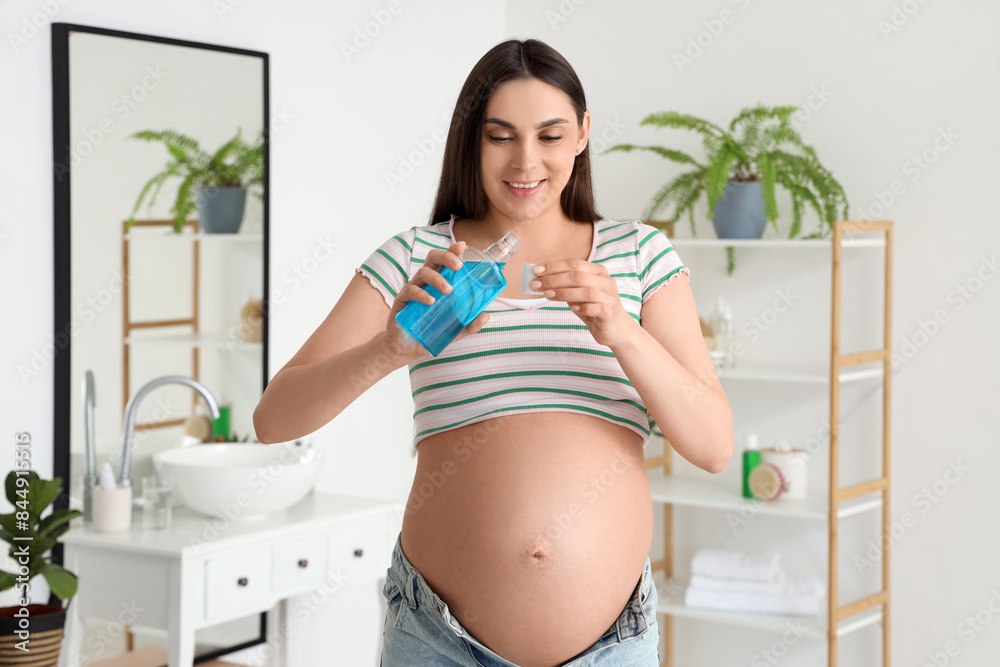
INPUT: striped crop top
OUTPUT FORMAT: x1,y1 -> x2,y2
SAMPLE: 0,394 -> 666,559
356,214 -> 690,454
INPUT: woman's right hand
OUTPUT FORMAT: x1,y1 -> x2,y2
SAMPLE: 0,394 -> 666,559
381,241 -> 491,362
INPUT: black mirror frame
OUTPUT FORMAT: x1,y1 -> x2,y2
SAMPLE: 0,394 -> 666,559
50,21 -> 270,662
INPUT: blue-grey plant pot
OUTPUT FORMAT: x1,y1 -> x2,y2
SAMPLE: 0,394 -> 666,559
711,180 -> 766,239
196,186 -> 247,234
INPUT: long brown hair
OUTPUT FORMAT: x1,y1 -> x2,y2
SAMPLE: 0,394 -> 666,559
428,38 -> 601,226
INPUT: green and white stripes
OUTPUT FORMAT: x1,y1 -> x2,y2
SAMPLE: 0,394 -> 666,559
354,217 -> 689,449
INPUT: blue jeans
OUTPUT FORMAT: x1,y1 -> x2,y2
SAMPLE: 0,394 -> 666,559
379,532 -> 660,666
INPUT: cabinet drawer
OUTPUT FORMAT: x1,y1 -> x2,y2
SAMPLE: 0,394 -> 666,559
205,547 -> 272,620
326,515 -> 386,585
272,532 -> 327,595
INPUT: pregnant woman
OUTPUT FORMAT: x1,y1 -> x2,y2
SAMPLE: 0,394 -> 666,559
254,38 -> 733,667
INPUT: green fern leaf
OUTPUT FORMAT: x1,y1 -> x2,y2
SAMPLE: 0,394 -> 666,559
789,196 -> 803,239
602,143 -> 701,166
728,105 -> 799,133
704,148 -> 737,217
640,111 -> 725,138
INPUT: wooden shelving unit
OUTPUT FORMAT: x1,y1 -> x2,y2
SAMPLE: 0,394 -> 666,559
645,219 -> 894,667
121,219 -> 262,433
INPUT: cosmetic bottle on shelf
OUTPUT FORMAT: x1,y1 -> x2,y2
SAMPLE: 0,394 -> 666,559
741,433 -> 761,499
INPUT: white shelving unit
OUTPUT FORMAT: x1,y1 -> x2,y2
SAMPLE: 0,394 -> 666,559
121,219 -> 263,429
645,220 -> 894,667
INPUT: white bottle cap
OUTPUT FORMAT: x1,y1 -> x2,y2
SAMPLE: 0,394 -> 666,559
745,434 -> 759,451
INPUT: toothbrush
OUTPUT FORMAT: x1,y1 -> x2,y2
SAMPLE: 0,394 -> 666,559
99,462 -> 118,490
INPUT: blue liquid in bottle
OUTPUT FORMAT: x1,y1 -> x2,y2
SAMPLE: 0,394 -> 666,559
395,233 -> 520,356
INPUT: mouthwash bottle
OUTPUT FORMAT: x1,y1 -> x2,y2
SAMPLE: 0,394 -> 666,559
395,232 -> 520,356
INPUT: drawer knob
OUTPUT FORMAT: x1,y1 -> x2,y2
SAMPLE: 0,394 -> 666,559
298,558 -> 309,568
354,548 -> 364,558
237,577 -> 248,587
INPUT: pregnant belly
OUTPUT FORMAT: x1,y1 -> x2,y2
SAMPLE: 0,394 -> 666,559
400,413 -> 654,667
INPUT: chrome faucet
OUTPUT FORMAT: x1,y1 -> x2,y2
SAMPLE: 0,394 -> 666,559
82,370 -> 98,521
118,375 -> 220,486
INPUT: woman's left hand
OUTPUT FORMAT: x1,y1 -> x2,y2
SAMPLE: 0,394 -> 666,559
530,259 -> 638,349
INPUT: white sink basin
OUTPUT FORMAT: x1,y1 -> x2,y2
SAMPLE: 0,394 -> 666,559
152,443 -> 324,519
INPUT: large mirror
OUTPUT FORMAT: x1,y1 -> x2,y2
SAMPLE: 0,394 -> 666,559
52,23 -> 269,661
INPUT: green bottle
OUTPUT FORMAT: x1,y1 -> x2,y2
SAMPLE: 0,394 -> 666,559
213,405 -> 231,442
741,434 -> 761,499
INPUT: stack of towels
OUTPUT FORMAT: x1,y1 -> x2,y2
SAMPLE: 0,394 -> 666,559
683,548 -> 825,616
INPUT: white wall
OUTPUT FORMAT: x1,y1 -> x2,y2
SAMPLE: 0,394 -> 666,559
505,1 -> 1000,665
2,0 -> 998,665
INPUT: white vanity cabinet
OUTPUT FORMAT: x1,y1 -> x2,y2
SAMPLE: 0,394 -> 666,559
61,492 -> 397,666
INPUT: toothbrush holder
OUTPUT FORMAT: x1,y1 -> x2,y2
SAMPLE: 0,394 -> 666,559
92,484 -> 133,533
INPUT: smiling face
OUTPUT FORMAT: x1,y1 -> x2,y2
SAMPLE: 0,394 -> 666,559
480,77 -> 590,222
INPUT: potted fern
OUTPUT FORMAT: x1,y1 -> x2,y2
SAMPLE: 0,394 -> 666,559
126,127 -> 264,235
604,104 -> 848,274
0,470 -> 82,665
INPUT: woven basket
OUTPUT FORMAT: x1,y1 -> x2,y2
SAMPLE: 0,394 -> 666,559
0,603 -> 66,666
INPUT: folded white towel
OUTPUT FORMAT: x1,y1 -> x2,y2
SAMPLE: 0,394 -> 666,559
690,548 -> 784,583
689,573 -> 787,595
684,577 -> 826,617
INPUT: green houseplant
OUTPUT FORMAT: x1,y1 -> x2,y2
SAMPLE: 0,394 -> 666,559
604,104 -> 848,274
0,470 -> 82,664
126,127 -> 264,234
